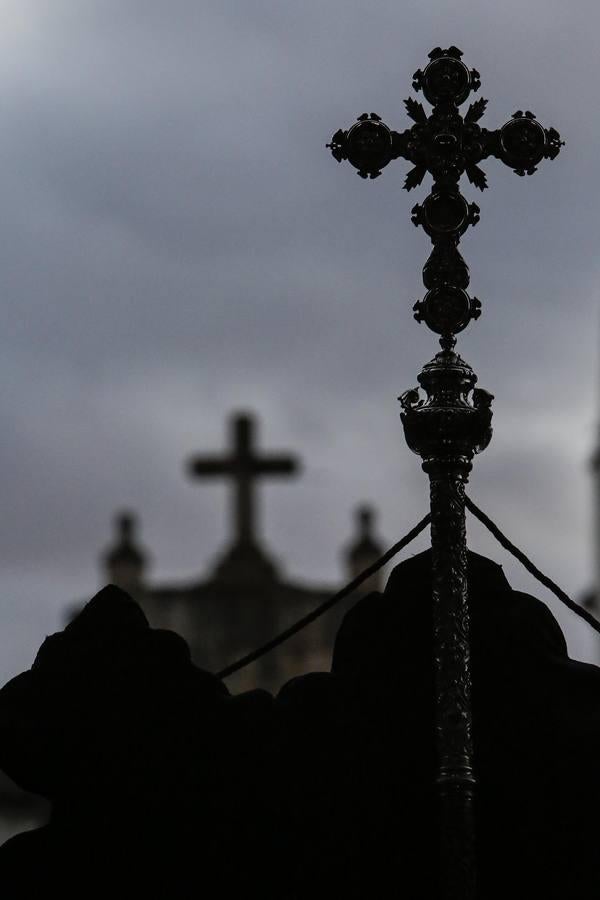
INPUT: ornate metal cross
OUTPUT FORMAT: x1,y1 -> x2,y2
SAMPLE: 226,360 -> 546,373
328,45 -> 562,341
327,46 -> 562,899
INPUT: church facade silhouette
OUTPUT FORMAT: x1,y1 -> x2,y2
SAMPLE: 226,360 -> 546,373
101,410 -> 384,694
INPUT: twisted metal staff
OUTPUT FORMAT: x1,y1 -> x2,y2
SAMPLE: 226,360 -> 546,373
327,45 -> 563,899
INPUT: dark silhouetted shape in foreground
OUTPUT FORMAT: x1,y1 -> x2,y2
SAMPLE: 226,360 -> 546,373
1,552 -> 599,898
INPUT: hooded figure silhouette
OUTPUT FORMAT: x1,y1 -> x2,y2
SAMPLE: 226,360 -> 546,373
277,549 -> 600,899
0,585 -> 278,899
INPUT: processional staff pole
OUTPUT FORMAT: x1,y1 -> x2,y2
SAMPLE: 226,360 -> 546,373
327,46 -> 562,898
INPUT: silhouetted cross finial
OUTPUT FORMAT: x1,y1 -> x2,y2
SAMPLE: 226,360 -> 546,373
327,46 -> 563,346
187,412 -> 299,547
327,46 -> 563,900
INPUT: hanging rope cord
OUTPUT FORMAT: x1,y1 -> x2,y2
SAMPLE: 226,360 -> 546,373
216,513 -> 431,678
464,496 -> 600,636
216,497 -> 600,679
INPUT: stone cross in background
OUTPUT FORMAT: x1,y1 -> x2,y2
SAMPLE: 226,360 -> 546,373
188,412 -> 299,549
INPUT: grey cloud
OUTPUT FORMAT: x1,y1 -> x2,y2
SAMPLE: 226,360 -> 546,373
1,0 -> 599,684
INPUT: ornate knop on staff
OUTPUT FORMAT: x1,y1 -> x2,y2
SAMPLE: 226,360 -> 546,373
327,46 -> 562,898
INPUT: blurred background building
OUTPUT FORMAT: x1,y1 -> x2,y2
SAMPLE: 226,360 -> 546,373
100,409 -> 385,693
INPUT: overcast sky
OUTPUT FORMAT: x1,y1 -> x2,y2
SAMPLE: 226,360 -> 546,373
0,0 -> 598,685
